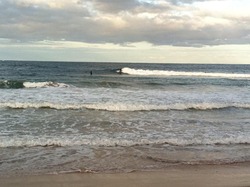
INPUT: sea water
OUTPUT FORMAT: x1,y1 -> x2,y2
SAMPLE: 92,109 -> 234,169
0,61 -> 250,175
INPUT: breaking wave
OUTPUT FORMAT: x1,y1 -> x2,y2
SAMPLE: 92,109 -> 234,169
1,136 -> 250,148
0,80 -> 24,89
121,67 -> 250,79
0,80 -> 70,89
23,81 -> 69,88
1,102 -> 250,111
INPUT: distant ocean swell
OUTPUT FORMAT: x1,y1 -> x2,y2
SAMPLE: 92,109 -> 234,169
1,102 -> 250,111
1,135 -> 250,148
121,67 -> 250,79
0,80 -> 69,89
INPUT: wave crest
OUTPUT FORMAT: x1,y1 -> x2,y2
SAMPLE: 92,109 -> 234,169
0,80 -> 24,89
0,80 -> 69,89
23,81 -> 69,88
1,102 -> 250,111
85,103 -> 250,111
121,67 -> 250,79
1,136 -> 250,148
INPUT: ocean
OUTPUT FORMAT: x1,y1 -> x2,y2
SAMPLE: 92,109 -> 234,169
0,61 -> 250,176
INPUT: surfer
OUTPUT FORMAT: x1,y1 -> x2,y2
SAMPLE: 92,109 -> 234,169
118,68 -> 122,74
90,70 -> 93,75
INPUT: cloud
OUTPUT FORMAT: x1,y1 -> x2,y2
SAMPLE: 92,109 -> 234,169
88,0 -> 141,13
169,0 -> 220,5
0,0 -> 249,47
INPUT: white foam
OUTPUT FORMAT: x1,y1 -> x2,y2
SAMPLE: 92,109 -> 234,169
121,67 -> 250,79
1,135 -> 250,148
84,103 -> 167,111
85,103 -> 250,111
0,102 -> 84,110
23,81 -> 69,88
1,102 -> 250,111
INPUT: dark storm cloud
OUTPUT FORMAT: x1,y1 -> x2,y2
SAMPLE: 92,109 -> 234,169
0,0 -> 249,46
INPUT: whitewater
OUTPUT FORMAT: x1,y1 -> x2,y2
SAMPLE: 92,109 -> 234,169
121,67 -> 250,79
0,61 -> 250,176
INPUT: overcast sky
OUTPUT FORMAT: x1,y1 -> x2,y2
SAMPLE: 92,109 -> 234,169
0,0 -> 250,63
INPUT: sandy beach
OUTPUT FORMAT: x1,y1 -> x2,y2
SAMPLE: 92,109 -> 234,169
1,164 -> 250,187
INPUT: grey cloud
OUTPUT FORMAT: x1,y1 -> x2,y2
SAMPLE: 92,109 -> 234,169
0,0 -> 249,47
169,0 -> 223,5
91,0 -> 141,13
0,1 -> 91,41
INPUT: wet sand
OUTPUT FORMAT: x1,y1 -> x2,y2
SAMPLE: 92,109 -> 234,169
1,164 -> 250,187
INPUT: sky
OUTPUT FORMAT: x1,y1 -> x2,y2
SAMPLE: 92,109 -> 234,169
0,0 -> 250,63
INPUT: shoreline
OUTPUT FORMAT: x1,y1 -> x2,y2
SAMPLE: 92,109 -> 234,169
1,164 -> 250,187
